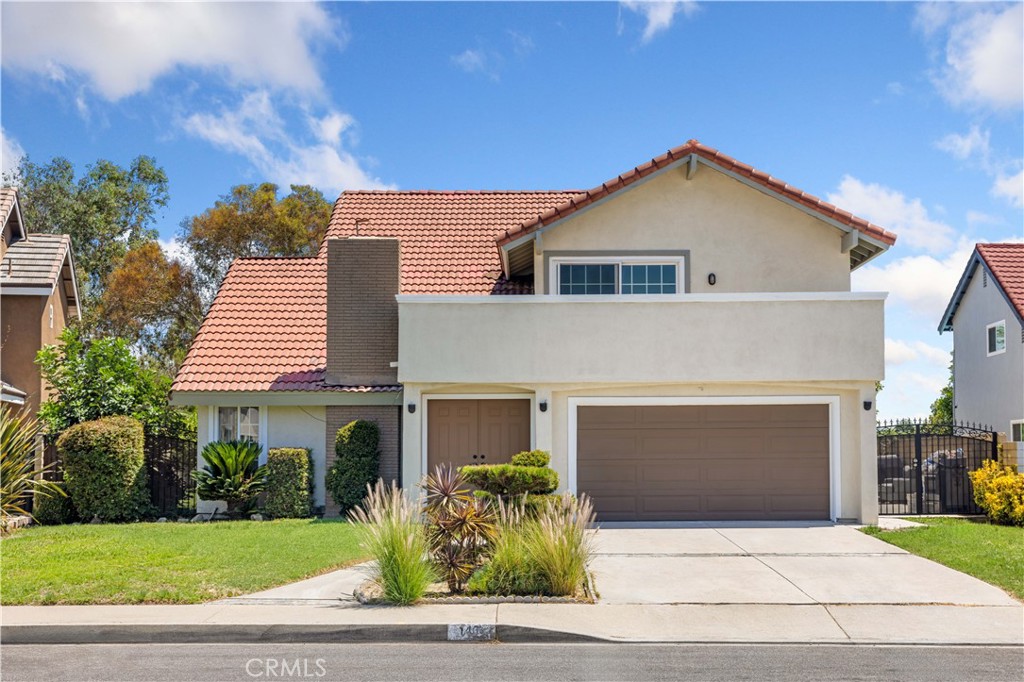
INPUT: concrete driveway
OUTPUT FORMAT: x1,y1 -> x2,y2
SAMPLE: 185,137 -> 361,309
591,522 -> 1018,607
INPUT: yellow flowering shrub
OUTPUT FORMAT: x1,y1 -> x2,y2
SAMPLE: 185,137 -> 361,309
969,460 -> 1024,526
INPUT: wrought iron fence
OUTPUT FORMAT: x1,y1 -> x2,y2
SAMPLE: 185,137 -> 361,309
42,432 -> 197,517
877,420 -> 997,515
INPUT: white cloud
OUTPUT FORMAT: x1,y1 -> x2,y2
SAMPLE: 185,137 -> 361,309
917,3 -> 1023,111
1,127 -> 25,177
992,169 -> 1024,208
852,239 -> 976,323
158,237 -> 190,266
828,175 -> 956,254
451,48 -> 491,77
181,91 -> 391,195
886,81 -> 905,96
886,338 -> 951,367
885,338 -> 918,366
936,125 -> 991,164
1,3 -> 340,100
620,1 -> 699,43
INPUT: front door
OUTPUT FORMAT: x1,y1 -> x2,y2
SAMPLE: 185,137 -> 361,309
427,398 -> 531,472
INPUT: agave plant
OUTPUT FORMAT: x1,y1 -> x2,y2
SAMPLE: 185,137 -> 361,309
421,465 -> 496,594
192,440 -> 267,514
0,405 -> 64,532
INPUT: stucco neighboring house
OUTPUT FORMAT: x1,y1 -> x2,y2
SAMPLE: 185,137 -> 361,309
171,140 -> 897,523
939,243 -> 1024,441
0,188 -> 81,419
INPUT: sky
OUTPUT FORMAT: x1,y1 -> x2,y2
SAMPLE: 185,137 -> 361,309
1,1 -> 1022,421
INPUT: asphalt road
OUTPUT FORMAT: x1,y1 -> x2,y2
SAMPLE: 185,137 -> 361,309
2,643 -> 1022,682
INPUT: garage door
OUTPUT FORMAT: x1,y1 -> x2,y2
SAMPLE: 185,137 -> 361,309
576,404 -> 830,521
427,399 -> 531,472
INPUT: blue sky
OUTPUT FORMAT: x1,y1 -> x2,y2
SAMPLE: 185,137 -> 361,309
2,2 -> 1022,420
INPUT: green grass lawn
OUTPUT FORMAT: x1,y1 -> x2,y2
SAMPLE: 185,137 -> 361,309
0,519 -> 367,605
862,518 -> 1024,600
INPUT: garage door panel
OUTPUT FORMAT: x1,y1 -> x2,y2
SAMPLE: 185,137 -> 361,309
577,403 -> 830,521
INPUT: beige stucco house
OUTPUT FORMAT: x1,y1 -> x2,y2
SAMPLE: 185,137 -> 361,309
0,188 -> 81,419
172,140 -> 896,523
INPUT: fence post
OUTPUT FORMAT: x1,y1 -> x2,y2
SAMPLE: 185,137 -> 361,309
914,421 -> 924,515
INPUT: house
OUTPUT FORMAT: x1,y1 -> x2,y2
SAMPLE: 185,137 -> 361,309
171,140 -> 896,523
0,188 -> 81,419
939,243 -> 1024,441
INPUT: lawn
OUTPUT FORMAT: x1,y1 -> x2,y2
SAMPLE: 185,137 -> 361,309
862,518 -> 1024,600
0,519 -> 367,605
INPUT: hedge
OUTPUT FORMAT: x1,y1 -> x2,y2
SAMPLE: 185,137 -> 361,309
57,415 -> 149,522
265,448 -> 313,518
510,450 -> 550,468
460,463 -> 558,497
32,482 -> 77,525
326,420 -> 380,514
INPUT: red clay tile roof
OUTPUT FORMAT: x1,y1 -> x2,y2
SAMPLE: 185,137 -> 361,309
0,187 -> 19,235
977,243 -> 1024,321
322,191 -> 581,294
497,140 -> 898,248
171,257 -> 401,393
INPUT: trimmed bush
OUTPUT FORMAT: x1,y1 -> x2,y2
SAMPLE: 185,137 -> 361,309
193,440 -> 267,515
970,460 -> 1024,526
461,463 -> 558,497
58,416 -> 148,522
33,482 -> 77,525
510,450 -> 550,468
264,448 -> 312,519
326,420 -> 380,514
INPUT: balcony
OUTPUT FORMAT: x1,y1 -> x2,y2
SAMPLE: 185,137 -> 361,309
396,293 -> 885,385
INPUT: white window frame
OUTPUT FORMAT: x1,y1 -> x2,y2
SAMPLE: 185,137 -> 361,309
549,256 -> 686,296
1011,420 -> 1024,443
208,406 -> 269,463
986,320 -> 1007,357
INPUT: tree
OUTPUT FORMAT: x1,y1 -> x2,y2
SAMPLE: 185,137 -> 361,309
36,326 -> 194,438
929,352 -> 954,424
96,241 -> 204,370
5,155 -> 169,305
181,183 -> 331,299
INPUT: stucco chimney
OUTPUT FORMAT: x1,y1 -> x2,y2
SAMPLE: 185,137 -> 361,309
325,237 -> 400,386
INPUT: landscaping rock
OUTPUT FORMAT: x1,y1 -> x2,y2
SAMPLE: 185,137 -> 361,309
190,514 -> 208,523
177,517 -> 190,523
250,513 -> 264,521
156,517 -> 168,523
89,515 -> 102,524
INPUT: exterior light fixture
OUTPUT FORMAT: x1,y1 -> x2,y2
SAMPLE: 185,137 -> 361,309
863,401 -> 872,411
708,273 -> 717,286
408,403 -> 416,414
539,400 -> 548,412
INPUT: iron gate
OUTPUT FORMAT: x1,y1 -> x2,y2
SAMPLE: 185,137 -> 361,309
877,420 -> 997,515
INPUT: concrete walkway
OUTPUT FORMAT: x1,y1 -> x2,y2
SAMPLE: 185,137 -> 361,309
3,524 -> 1021,645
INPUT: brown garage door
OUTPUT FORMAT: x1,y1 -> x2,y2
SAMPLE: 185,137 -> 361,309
577,404 -> 830,521
428,399 -> 531,472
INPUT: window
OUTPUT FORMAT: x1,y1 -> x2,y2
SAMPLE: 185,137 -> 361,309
987,320 -> 1006,356
1012,421 -> 1023,443
218,407 -> 259,442
554,258 -> 682,295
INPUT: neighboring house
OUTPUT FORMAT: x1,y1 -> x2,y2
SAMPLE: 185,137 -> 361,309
939,243 -> 1024,441
172,140 -> 896,523
0,188 -> 81,420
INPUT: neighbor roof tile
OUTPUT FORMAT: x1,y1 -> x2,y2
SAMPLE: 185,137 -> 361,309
977,243 -> 1024,321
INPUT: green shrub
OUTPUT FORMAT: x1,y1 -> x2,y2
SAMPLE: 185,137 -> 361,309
524,493 -> 596,596
264,448 -> 312,519
466,502 -> 547,596
193,440 -> 267,515
510,450 -> 550,468
32,482 -> 77,525
474,491 -> 562,517
349,480 -> 436,605
461,463 -> 558,497
58,415 -> 148,522
970,460 -> 1024,526
326,420 -> 381,514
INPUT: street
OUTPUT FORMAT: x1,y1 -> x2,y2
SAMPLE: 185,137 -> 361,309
2,642 -> 1022,682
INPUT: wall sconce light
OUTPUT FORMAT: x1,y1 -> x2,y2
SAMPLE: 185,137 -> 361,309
408,403 -> 416,414
707,273 -> 717,286
539,400 -> 548,413
863,401 -> 872,411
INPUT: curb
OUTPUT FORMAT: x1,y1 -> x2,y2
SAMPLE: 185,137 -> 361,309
0,623 -> 604,645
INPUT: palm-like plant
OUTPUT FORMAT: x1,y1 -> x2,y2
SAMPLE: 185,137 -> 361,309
192,440 -> 267,514
0,405 -> 65,533
421,465 -> 496,594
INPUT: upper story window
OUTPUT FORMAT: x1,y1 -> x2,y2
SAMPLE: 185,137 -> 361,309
218,406 -> 259,442
554,257 -> 683,295
987,320 -> 1006,356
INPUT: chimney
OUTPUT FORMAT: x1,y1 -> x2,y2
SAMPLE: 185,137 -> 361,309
325,237 -> 400,386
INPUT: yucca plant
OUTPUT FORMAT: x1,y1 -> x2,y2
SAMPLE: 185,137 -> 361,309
422,465 -> 496,594
0,405 -> 64,533
524,493 -> 597,596
192,440 -> 267,514
349,479 -> 436,604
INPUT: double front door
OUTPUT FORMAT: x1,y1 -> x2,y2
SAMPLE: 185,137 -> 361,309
426,398 -> 531,472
